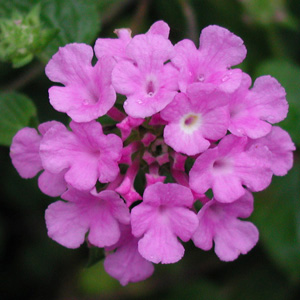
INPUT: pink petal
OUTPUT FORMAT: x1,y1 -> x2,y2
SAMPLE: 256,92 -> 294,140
99,190 -> 131,225
138,225 -> 184,264
214,219 -> 259,261
234,152 -> 273,192
143,182 -> 194,207
229,115 -> 272,138
222,190 -> 254,219
94,28 -> 131,60
45,201 -> 89,249
246,126 -> 295,176
212,175 -> 245,203
169,207 -> 199,241
192,205 -> 214,251
147,20 -> 170,38
65,156 -> 99,190
199,25 -> 246,69
88,206 -> 121,247
126,34 -> 174,70
112,61 -> 142,95
249,75 -> 288,123
189,147 -> 219,194
131,204 -> 157,237
38,170 -> 67,197
10,127 -> 42,178
164,124 -> 210,155
104,225 -> 154,285
45,43 -> 94,85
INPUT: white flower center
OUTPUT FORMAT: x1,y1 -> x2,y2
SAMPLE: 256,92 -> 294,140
180,113 -> 202,134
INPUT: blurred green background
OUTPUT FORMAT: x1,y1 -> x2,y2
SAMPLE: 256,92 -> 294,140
0,0 -> 299,299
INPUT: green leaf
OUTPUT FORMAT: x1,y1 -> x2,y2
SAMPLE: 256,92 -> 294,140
255,60 -> 300,146
0,92 -> 37,146
0,0 -> 101,63
252,160 -> 300,281
39,0 -> 101,61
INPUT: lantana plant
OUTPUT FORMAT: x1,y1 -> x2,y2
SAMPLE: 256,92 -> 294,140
10,20 -> 295,285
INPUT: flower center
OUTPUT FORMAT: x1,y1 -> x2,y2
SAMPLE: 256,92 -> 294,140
197,74 -> 205,82
213,159 -> 227,169
145,75 -> 158,97
146,80 -> 155,96
212,158 -> 232,174
180,113 -> 201,134
82,85 -> 99,105
184,115 -> 198,126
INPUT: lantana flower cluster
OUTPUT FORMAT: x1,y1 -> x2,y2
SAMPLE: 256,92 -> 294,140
10,21 -> 295,285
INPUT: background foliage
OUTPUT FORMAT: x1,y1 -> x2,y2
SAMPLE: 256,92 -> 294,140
0,0 -> 299,299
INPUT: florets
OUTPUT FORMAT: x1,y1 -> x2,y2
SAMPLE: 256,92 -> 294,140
10,20 -> 295,285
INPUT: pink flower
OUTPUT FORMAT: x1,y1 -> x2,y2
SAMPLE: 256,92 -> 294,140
161,84 -> 229,155
172,25 -> 246,93
228,74 -> 288,138
192,191 -> 259,261
246,126 -> 295,176
104,225 -> 154,286
46,43 -> 116,122
189,134 -> 273,203
10,122 -> 67,197
112,32 -> 179,118
45,188 -> 130,248
9,19 -> 297,285
40,121 -> 122,191
95,28 -> 132,61
131,183 -> 198,264
95,20 -> 170,61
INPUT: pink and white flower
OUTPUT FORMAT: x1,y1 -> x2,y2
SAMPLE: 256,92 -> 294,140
46,43 -> 116,122
192,191 -> 259,261
45,188 -> 130,248
161,84 -> 229,155
131,182 -> 198,264
40,121 -> 122,191
189,134 -> 273,203
112,32 -> 179,118
172,25 -> 247,93
9,19 -> 296,285
228,73 -> 288,139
